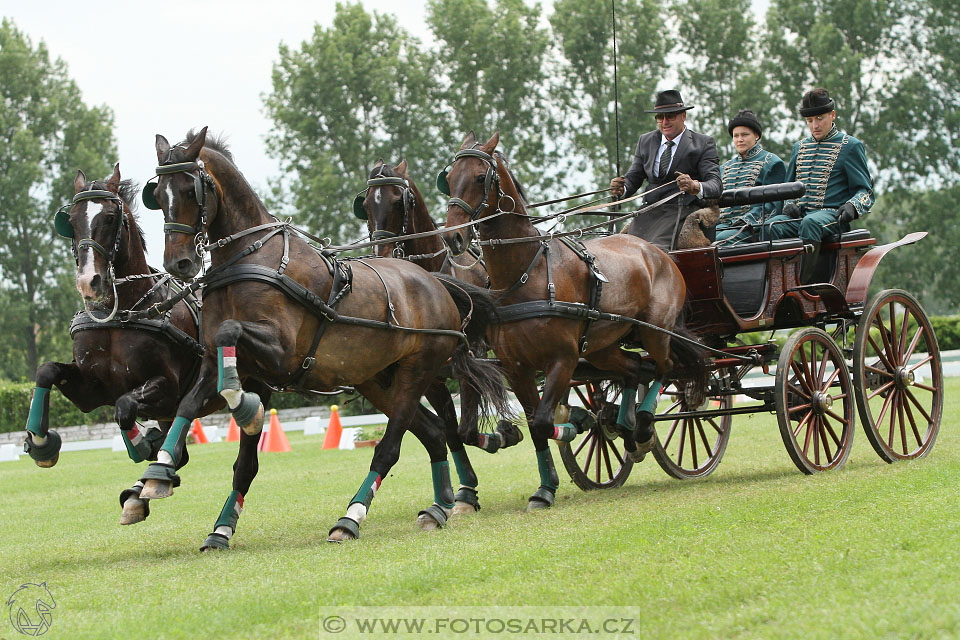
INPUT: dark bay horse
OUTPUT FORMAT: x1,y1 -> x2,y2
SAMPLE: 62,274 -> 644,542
441,132 -> 708,509
357,159 -> 520,514
138,128 -> 509,548
26,164 -> 219,525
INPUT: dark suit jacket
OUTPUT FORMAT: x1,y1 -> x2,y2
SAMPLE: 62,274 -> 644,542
622,128 -> 722,206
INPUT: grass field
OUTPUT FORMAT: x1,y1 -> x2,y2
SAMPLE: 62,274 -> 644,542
1,380 -> 957,639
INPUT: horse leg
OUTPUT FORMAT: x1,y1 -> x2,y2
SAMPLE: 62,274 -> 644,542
200,379 -> 272,552
425,382 -> 479,515
25,361 -> 109,468
582,346 -> 650,459
457,377 -> 524,455
632,326 -> 675,461
139,358 -> 217,500
328,365 -> 450,542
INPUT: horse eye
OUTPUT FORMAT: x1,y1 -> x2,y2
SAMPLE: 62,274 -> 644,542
476,174 -> 486,183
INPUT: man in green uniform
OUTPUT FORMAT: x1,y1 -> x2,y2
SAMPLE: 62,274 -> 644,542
715,109 -> 787,246
765,88 -> 874,282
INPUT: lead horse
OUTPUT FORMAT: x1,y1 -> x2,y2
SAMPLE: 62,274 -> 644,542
356,159 -> 520,513
137,128 -> 510,548
441,132 -> 708,509
26,164 -> 219,525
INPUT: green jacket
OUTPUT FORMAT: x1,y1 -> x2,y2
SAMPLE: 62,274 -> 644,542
785,125 -> 874,217
719,142 -> 787,226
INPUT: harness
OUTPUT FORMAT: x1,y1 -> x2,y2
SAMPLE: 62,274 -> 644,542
353,167 -> 417,257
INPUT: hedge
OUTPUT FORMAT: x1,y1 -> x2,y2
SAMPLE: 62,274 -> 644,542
931,315 -> 960,351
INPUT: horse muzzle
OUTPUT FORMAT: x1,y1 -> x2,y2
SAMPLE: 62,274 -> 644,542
442,230 -> 467,256
164,252 -> 201,280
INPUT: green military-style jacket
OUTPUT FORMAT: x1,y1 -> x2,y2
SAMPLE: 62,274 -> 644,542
719,142 -> 787,227
785,125 -> 874,217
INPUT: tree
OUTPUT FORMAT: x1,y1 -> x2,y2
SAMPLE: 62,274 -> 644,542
264,2 -> 439,240
550,0 -> 667,187
0,19 -> 116,379
671,0 -> 775,150
427,0 -> 558,196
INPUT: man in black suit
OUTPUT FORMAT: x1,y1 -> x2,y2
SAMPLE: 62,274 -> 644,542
610,89 -> 722,250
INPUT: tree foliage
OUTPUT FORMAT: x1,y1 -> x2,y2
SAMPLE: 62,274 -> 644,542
0,18 -> 116,379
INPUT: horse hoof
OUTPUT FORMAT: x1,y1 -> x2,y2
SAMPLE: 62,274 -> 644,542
453,501 -> 479,515
327,528 -> 356,543
525,498 -> 552,512
240,405 -> 265,436
34,454 -> 59,468
140,479 -> 173,500
628,433 -> 656,463
200,533 -> 230,552
120,499 -> 148,525
417,513 -> 442,530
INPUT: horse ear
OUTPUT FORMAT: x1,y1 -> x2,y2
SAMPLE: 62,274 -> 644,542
184,126 -> 208,161
395,158 -> 408,175
373,158 -> 384,168
460,131 -> 476,149
74,170 -> 86,194
156,134 -> 171,163
481,131 -> 500,154
106,163 -> 121,193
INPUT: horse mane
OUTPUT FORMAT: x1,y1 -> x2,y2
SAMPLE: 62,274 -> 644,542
494,150 -> 528,206
89,177 -> 147,253
182,128 -> 234,161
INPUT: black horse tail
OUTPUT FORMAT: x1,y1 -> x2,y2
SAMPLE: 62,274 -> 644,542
669,309 -> 710,406
433,273 -> 514,423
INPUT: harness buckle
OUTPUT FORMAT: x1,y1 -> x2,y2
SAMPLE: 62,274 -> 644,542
519,273 -> 529,284
301,357 -> 316,371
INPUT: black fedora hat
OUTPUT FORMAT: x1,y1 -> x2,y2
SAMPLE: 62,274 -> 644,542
645,89 -> 695,114
798,88 -> 836,117
727,109 -> 762,138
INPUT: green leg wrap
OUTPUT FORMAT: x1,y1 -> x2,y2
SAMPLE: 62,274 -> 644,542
430,460 -> 455,509
350,470 -> 382,508
617,387 -> 637,430
25,387 -> 50,437
232,392 -> 261,427
160,416 -> 191,464
214,490 -> 243,532
121,429 -> 145,463
536,448 -> 559,491
217,346 -> 240,393
451,450 -> 477,489
638,381 -> 663,415
552,424 -> 578,442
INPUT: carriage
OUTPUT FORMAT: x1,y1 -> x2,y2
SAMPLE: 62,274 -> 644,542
559,224 -> 942,488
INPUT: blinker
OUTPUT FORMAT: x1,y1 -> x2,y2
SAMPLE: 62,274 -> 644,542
54,209 -> 74,238
437,170 -> 450,196
353,193 -> 367,220
142,181 -> 160,210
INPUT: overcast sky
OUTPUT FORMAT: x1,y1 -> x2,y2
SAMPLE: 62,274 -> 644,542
9,0 -> 767,262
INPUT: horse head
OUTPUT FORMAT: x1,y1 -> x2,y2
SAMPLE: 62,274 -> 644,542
357,159 -> 421,257
61,163 -> 141,314
147,126 -> 220,279
442,131 -> 512,256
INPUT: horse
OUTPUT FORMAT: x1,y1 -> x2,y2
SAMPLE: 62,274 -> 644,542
441,131 -> 708,510
137,128 -> 511,548
356,159 -> 520,513
26,164 -> 218,525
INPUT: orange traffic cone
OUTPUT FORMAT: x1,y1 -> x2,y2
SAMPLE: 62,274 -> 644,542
322,405 -> 343,450
190,418 -> 209,444
225,416 -> 240,442
259,409 -> 292,452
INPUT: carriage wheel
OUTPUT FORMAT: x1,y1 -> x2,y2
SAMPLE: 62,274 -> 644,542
651,372 -> 732,479
853,289 -> 942,462
557,380 -> 634,490
775,327 -> 855,474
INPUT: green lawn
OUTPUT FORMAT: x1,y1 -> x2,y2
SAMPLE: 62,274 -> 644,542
1,380 -> 957,639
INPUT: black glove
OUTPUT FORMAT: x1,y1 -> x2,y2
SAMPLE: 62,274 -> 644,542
783,202 -> 801,219
838,202 -> 858,224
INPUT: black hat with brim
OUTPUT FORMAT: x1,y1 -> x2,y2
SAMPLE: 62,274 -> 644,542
799,89 -> 836,117
645,89 -> 695,114
727,109 -> 762,138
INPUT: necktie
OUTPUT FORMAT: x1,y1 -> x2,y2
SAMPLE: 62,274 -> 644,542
658,140 -> 674,179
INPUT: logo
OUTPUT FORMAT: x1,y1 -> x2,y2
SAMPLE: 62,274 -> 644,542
6,583 -> 56,636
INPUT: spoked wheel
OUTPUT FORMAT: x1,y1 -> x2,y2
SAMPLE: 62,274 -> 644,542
651,372 -> 732,479
776,327 -> 855,474
557,380 -> 634,490
853,289 -> 942,462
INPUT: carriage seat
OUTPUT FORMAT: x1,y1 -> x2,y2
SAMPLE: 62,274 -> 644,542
716,238 -> 805,259
822,228 -> 873,250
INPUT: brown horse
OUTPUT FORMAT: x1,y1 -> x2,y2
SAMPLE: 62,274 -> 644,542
356,159 -> 519,513
442,132 -> 708,509
137,128 -> 510,548
26,164 -> 219,525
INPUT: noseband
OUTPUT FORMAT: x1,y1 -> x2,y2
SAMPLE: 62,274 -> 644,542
354,166 -> 417,256
438,148 -> 503,221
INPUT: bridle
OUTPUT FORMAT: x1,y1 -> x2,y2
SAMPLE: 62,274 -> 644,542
437,146 -> 517,250
353,165 -> 417,257
54,187 -> 128,323
142,148 -> 218,257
